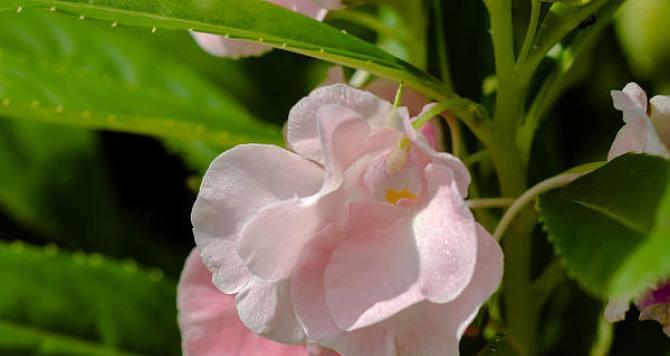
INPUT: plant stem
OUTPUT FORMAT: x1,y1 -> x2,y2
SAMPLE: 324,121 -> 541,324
432,0 -> 454,90
493,172 -> 583,240
516,0 -> 541,68
484,0 -> 538,351
467,198 -> 515,209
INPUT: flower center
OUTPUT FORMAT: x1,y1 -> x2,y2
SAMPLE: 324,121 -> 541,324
384,187 -> 417,205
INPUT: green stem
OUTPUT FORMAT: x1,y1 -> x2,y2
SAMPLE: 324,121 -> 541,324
484,0 -> 538,351
431,0 -> 453,90
516,0 -> 541,68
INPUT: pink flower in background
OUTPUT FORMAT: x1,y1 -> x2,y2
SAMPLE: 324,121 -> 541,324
191,83 -> 503,355
192,0 -> 331,58
178,249 -> 337,355
605,281 -> 670,336
605,83 -> 670,336
608,82 -> 670,160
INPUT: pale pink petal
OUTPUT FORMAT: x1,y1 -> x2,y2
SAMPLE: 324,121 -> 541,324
612,82 -> 648,114
177,249 -> 308,356
403,117 -> 471,197
293,222 -> 502,356
287,84 -> 398,163
192,144 -> 323,293
191,32 -> 272,59
604,297 -> 630,323
324,206 -> 424,331
236,279 -> 306,344
274,0 -> 329,20
650,95 -> 670,147
608,84 -> 669,159
323,163 -> 477,331
192,0 -> 328,58
237,107 -> 394,281
412,163 -> 478,303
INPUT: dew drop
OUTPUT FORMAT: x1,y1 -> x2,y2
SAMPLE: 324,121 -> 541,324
49,6 -> 56,12
16,6 -> 22,13
223,33 -> 230,38
151,26 -> 157,33
111,21 -> 118,27
79,14 -> 85,20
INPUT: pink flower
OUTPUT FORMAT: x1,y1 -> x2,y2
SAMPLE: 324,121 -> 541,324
178,249 -> 338,355
178,249 -> 309,355
605,83 -> 670,336
191,83 -> 503,355
605,281 -> 670,336
192,0 -> 331,58
608,82 -> 670,160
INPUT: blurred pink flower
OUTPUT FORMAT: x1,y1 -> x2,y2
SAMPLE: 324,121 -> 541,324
608,82 -> 670,160
605,281 -> 670,336
605,83 -> 670,336
192,0 -> 330,58
178,249 -> 338,355
191,83 -> 502,355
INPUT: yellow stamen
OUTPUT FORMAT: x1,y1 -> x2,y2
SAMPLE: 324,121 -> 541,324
385,188 -> 417,205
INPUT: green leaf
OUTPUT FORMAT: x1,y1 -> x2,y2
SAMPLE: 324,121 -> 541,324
0,241 -> 180,355
0,11 -> 280,146
538,154 -> 670,298
525,0 -> 623,70
5,0 -> 451,101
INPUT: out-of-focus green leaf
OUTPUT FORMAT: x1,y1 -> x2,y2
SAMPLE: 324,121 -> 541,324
538,154 -> 670,299
0,119 -> 185,273
4,0 -> 452,101
545,0 -> 593,6
615,0 -> 670,80
0,241 -> 179,355
0,11 -> 280,146
525,0 -> 623,70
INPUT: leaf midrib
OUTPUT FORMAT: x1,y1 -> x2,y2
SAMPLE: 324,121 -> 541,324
572,199 -> 648,236
18,0 -> 451,100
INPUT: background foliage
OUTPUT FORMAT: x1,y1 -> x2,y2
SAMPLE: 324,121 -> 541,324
0,0 -> 669,354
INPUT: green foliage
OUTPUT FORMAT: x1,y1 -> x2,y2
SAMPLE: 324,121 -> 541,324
0,11 -> 280,147
0,241 -> 179,356
5,0 -> 450,101
616,0 -> 670,81
538,154 -> 670,299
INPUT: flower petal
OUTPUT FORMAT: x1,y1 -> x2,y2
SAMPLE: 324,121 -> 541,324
192,144 -> 323,293
604,297 -> 630,322
236,279 -> 306,344
612,82 -> 648,114
177,249 -> 308,356
287,84 -> 396,163
324,205 -> 424,331
403,117 -> 471,197
292,222 -> 502,356
413,163 -> 478,304
237,108 -> 386,281
274,0 -> 329,20
191,32 -> 272,59
650,95 -> 670,148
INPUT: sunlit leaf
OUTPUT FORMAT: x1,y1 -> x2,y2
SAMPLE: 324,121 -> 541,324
538,154 -> 670,299
0,11 -> 281,146
2,0 -> 452,100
